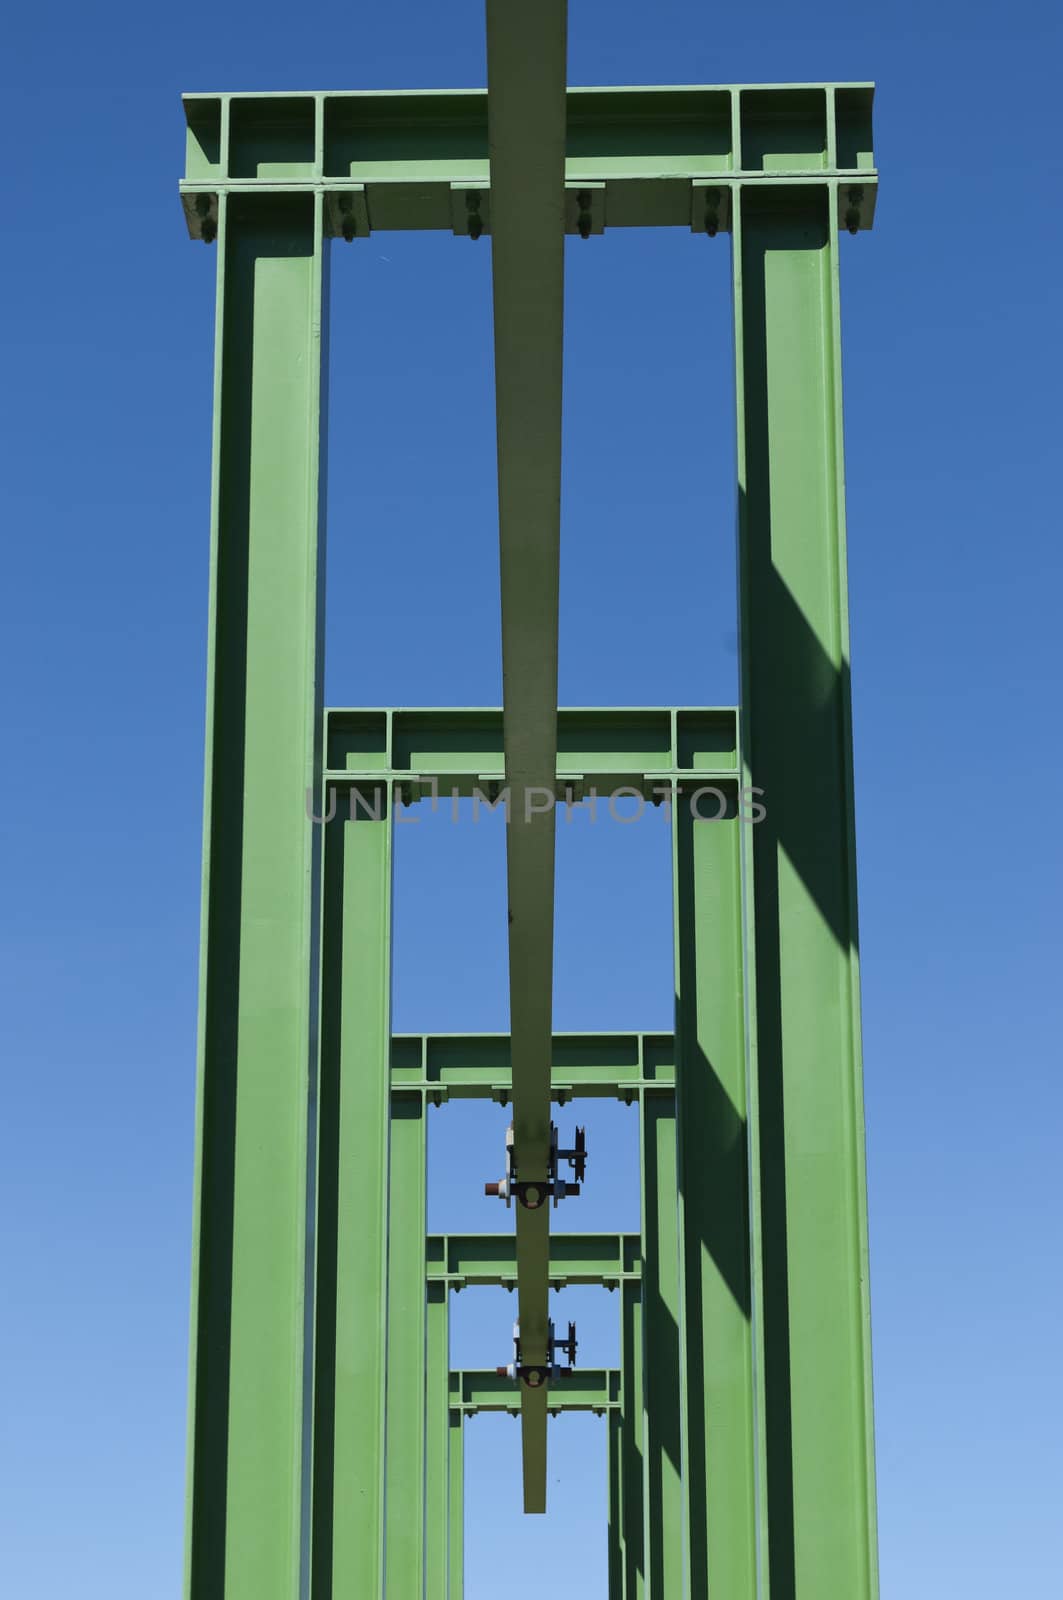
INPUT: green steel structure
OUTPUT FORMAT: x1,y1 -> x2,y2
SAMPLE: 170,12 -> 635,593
180,3 -> 879,1594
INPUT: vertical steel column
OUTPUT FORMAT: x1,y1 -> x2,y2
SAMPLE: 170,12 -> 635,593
639,1090 -> 683,1596
311,787 -> 393,1599
672,787 -> 756,1597
620,1282 -> 645,1600
733,183 -> 878,1597
185,190 -> 329,1600
426,1282 -> 450,1599
447,1410 -> 464,1600
384,1090 -> 428,1594
607,1410 -> 623,1600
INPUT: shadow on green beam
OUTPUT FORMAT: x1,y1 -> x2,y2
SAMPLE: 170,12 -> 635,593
737,190 -> 871,1599
188,194 -> 319,1600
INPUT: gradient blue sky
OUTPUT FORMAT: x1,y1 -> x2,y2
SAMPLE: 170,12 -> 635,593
2,2 -> 1060,1596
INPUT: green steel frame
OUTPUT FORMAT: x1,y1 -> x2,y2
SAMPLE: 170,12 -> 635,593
180,10 -> 879,1593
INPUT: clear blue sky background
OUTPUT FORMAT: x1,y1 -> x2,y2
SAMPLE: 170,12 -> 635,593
2,2 -> 1060,1595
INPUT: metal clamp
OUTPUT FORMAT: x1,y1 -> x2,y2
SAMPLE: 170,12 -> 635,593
496,1319 -> 578,1388
484,1122 -> 588,1208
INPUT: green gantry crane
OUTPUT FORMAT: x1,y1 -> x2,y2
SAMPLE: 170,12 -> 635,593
178,3 -> 880,1595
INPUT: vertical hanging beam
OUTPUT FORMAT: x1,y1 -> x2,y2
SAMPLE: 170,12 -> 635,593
620,1281 -> 645,1600
639,1090 -> 683,1596
484,0 -> 568,1514
185,190 -> 329,1600
733,182 -> 879,1597
447,1410 -> 464,1600
425,1282 -> 450,1600
672,787 -> 757,1596
311,787 -> 392,1600
384,1090 -> 428,1593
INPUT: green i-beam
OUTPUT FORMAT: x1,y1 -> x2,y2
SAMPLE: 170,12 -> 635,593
485,0 -> 568,1512
179,15 -> 880,1593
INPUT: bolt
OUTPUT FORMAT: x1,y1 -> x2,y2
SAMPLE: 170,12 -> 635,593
201,218 -> 217,245
705,212 -> 718,238
341,215 -> 357,242
846,186 -> 864,235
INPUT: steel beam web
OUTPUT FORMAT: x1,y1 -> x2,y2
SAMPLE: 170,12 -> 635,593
311,787 -> 393,1599
185,191 -> 328,1600
734,183 -> 878,1595
485,0 -> 568,1515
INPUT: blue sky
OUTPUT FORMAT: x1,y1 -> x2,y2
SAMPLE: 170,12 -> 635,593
1,1 -> 1061,1595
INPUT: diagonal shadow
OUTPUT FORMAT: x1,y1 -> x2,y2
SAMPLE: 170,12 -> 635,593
732,191 -> 864,1600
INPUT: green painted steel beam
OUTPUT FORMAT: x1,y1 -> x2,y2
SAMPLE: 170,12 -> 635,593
426,1231 -> 641,1288
426,1283 -> 450,1600
607,1410 -> 623,1600
394,1030 -> 676,1101
671,784 -> 757,1596
179,84 -> 877,240
734,182 -> 878,1594
620,1282 -> 645,1598
324,705 -> 738,794
447,1410 -> 464,1600
451,1369 -> 619,1414
383,1090 -> 428,1594
485,0 -> 568,1515
639,1089 -> 683,1595
177,61 -> 881,1595
311,792 -> 393,1598
184,190 -> 328,1600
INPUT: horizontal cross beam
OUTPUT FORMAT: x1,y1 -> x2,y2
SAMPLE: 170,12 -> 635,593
180,83 -> 877,240
394,1031 -> 676,1102
451,1368 -> 619,1415
427,1231 -> 641,1289
323,704 -> 739,798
